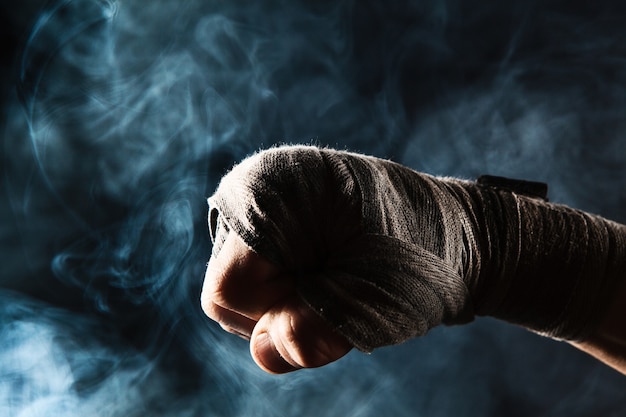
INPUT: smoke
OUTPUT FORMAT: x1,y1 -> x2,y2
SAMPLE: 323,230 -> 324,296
1,0 -> 626,415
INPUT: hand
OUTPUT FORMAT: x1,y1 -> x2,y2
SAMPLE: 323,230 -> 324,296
201,231 -> 352,374
202,146 -> 473,357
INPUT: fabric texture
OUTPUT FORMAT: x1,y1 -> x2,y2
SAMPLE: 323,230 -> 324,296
208,145 -> 626,352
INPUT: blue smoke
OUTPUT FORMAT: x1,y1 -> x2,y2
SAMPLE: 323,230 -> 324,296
2,0 -> 626,415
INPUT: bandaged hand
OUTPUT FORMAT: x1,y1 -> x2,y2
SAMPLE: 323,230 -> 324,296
201,145 -> 626,374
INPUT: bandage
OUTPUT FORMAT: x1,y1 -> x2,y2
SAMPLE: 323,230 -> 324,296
208,146 -> 626,352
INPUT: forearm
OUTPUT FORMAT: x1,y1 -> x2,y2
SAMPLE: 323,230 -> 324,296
461,180 -> 626,374
463,179 -> 626,342
571,277 -> 626,375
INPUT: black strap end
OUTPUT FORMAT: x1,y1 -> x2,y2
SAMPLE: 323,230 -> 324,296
477,175 -> 549,201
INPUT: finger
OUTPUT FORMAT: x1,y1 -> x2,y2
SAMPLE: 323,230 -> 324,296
250,296 -> 353,374
202,300 -> 256,340
202,232 -> 294,321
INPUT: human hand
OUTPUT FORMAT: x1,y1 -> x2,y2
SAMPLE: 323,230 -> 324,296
201,145 -> 473,372
201,231 -> 352,374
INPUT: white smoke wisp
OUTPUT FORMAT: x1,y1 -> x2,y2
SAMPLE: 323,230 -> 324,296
0,291 -> 179,417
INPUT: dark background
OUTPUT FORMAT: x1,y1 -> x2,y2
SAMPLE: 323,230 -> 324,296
1,1 -> 626,415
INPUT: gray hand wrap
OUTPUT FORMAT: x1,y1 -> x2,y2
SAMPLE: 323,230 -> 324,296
208,145 -> 626,352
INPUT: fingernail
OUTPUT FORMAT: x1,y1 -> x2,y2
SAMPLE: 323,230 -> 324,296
253,332 -> 299,374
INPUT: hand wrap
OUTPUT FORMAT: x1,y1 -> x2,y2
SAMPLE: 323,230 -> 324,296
208,146 -> 626,352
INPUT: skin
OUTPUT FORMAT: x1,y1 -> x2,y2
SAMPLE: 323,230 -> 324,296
570,278 -> 626,375
201,232 -> 626,375
201,232 -> 351,373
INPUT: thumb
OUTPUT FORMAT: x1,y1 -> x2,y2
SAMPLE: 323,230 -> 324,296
250,296 -> 352,374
